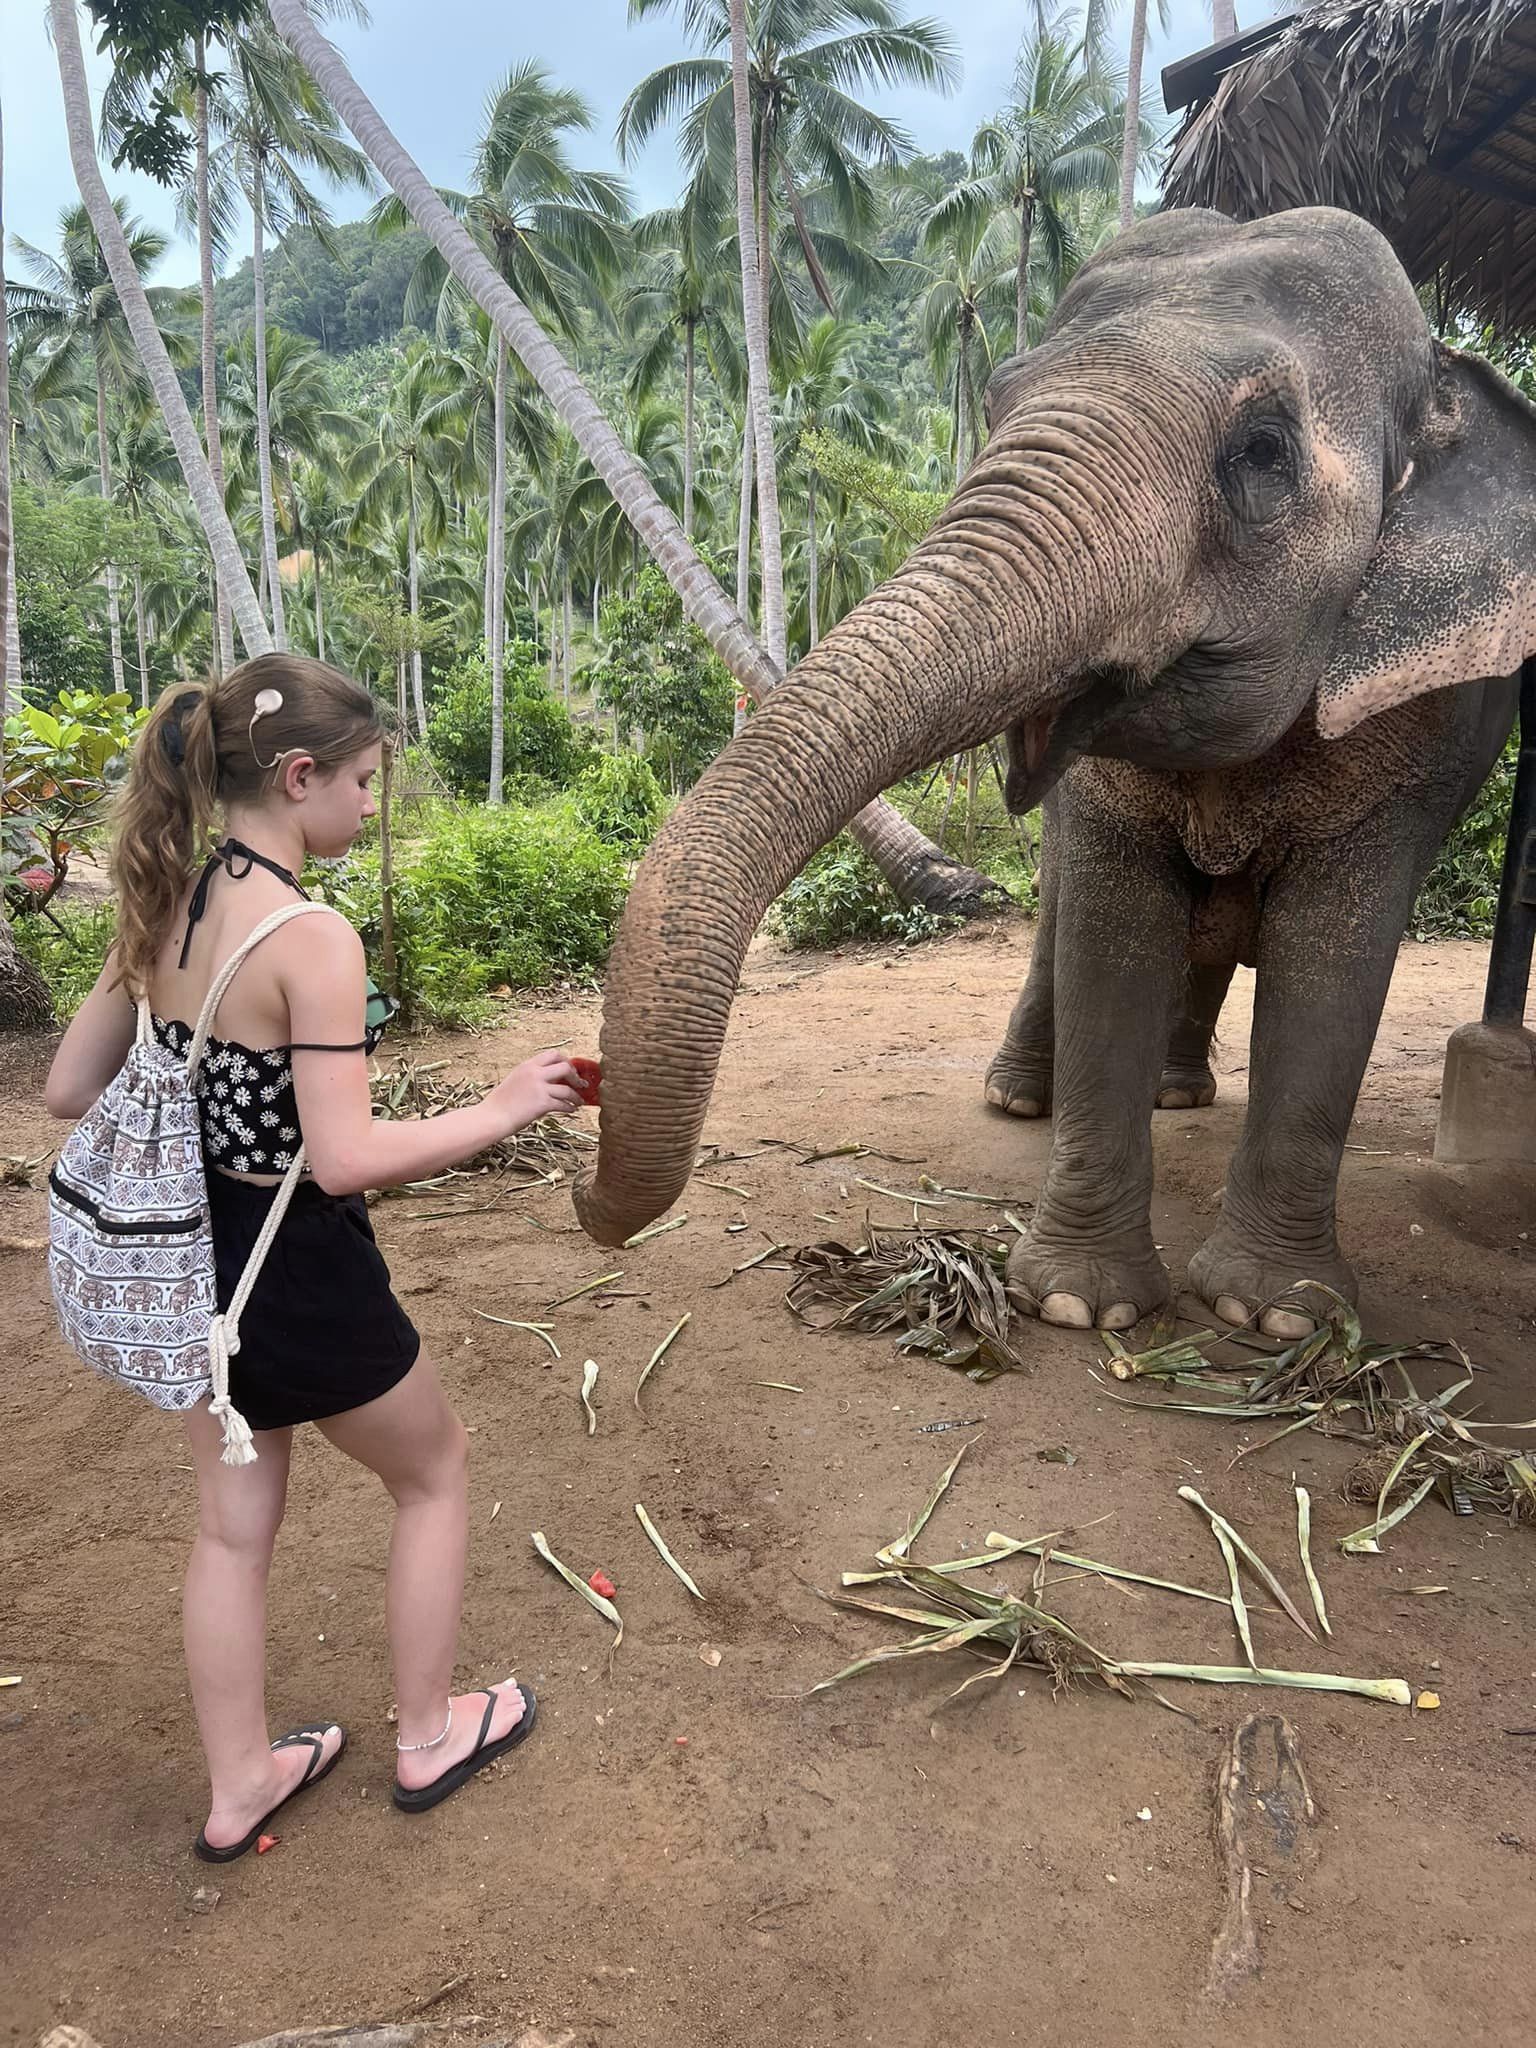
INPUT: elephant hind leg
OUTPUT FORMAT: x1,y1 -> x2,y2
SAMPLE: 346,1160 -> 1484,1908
1156,959 -> 1236,1110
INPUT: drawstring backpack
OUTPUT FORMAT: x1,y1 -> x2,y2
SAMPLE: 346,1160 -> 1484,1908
48,901 -> 336,1467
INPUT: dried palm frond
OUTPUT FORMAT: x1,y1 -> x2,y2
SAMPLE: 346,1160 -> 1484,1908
369,1055 -> 596,1189
1103,1285 -> 1536,1547
785,1219 -> 1033,1381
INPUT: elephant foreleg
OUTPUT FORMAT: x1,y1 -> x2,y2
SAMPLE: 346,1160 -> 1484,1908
984,793 -> 1058,1117
1156,960 -> 1235,1109
1008,788 -> 1190,1329
1189,807 -> 1439,1338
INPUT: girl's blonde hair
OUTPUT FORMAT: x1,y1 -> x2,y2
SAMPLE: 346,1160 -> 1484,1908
112,654 -> 382,999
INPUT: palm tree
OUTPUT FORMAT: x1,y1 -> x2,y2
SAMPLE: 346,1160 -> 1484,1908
9,202 -> 180,695
727,0 -> 787,674
285,456 -> 350,661
779,314 -> 890,647
925,12 -> 1124,353
46,0 -> 271,661
507,428 -> 612,702
906,201 -> 1016,475
108,401 -> 183,705
373,59 -> 628,799
622,202 -> 739,539
265,0 -> 998,913
347,345 -> 466,737
620,0 -> 959,676
208,25 -> 371,648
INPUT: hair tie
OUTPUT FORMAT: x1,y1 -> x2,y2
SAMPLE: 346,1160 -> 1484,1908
160,689 -> 203,768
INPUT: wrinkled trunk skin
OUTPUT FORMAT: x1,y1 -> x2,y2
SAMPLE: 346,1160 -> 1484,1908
576,388 -> 1197,1244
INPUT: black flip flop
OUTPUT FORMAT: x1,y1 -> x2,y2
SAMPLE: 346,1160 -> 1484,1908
193,1722 -> 347,1863
393,1684 -> 538,1814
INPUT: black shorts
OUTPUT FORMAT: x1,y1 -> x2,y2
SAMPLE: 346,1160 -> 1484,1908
208,1170 -> 421,1432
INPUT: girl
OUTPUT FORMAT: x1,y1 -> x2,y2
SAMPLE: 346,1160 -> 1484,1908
46,655 -> 583,1860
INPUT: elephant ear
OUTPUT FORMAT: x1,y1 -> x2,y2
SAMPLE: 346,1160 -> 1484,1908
1317,343 -> 1536,739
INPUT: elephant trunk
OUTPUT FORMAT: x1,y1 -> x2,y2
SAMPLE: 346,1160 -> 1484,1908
574,382 -> 1203,1245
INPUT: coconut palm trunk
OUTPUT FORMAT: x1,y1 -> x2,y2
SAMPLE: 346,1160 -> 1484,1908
806,466 -> 820,649
1120,0 -> 1149,234
732,0 -> 786,673
94,362 -> 127,694
0,96 -> 53,1029
251,179 -> 288,649
264,0 -> 996,916
562,570 -> 573,706
49,0 -> 272,661
0,100 -> 20,713
1212,2 -> 1238,38
406,457 -> 426,736
194,32 -> 235,675
132,562 -> 150,707
1016,199 -> 1034,353
312,545 -> 325,660
489,336 -> 508,806
682,319 -> 696,538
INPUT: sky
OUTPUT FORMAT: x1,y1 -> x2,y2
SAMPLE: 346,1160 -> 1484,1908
4,0 -> 1233,289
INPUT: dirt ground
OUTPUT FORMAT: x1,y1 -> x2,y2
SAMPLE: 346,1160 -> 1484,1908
4,921 -> 1535,2048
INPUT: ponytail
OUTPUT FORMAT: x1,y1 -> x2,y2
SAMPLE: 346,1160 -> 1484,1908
112,684 -> 220,999
110,654 -> 381,1000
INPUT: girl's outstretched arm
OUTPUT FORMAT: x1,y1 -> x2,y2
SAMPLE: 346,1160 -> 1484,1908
278,915 -> 583,1197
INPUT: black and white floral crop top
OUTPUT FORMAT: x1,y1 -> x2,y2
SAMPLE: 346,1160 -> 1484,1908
152,839 -> 395,1175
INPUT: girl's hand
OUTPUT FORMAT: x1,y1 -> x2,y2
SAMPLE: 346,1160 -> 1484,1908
489,1050 -> 585,1134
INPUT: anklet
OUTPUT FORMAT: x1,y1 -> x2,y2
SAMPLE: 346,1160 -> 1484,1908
396,1704 -> 454,1752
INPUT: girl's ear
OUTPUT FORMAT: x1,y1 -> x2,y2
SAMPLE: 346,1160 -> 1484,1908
279,754 -> 316,802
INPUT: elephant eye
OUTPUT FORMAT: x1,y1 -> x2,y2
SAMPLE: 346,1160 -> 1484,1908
1237,424 -> 1289,473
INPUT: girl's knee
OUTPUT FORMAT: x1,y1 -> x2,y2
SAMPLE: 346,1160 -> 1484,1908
388,1412 -> 469,1505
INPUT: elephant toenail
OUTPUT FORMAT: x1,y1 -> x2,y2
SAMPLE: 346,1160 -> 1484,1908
1213,1295 -> 1253,1328
1099,1302 -> 1139,1331
1041,1292 -> 1096,1328
1261,1307 -> 1316,1341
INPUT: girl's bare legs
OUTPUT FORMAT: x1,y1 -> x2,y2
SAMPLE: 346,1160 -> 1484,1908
317,1348 -> 526,1788
184,1407 -> 342,1849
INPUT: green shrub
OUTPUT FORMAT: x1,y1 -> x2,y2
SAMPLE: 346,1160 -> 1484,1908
14,900 -> 117,1019
318,802 -> 628,1027
766,836 -> 957,949
573,752 -> 667,852
427,652 -> 595,800
1414,737 -> 1514,939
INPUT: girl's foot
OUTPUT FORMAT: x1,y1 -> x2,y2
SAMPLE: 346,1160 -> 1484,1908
394,1679 -> 535,1811
196,1722 -> 346,1861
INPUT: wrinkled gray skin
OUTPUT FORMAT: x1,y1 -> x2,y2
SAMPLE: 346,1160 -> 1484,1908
575,209 -> 1530,1340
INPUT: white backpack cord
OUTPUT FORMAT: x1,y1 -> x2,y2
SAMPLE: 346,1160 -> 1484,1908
186,902 -> 343,1466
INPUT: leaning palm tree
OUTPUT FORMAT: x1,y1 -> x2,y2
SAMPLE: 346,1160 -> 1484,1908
346,345 -> 466,738
207,24 -> 371,647
9,201 -> 180,695
46,0 -> 271,660
266,0 -> 1000,914
373,59 -> 628,800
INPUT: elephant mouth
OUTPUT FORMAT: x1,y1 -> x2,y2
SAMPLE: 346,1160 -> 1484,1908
1005,668 -> 1139,813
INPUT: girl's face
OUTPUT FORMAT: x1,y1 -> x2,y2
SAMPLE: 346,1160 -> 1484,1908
294,741 -> 382,858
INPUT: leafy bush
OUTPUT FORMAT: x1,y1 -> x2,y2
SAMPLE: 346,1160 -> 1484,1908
573,752 -> 667,852
1414,737 -> 1514,939
3,688 -> 145,915
427,652 -> 595,800
14,901 -> 117,1019
318,801 -> 628,1027
766,836 -> 957,949
589,565 -> 735,790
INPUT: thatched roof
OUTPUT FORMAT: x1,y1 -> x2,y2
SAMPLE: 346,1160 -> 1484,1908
1163,1 -> 1536,335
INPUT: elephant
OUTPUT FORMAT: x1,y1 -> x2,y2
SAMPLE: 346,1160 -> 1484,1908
574,206 -> 1528,1343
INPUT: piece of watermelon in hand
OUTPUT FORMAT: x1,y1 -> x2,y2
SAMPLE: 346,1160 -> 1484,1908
571,1056 -> 602,1108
